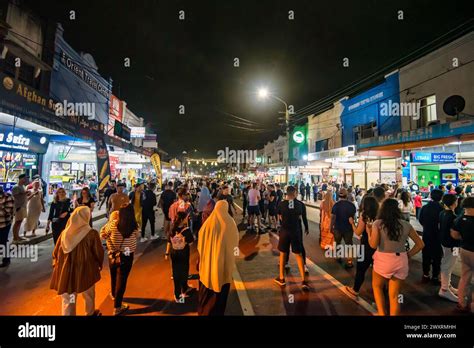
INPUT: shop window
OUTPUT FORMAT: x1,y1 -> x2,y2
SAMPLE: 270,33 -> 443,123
354,122 -> 377,143
417,95 -> 437,128
315,139 -> 329,152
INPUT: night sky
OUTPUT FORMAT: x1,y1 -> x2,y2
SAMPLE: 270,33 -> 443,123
25,0 -> 474,158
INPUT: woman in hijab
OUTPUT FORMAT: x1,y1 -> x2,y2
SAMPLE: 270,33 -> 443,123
101,204 -> 140,315
197,200 -> 239,315
50,206 -> 104,316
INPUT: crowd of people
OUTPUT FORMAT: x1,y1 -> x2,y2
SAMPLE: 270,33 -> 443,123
47,177 -> 240,316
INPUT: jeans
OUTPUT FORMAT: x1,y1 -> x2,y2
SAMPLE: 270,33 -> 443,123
110,253 -> 134,308
422,243 -> 442,279
353,245 -> 376,292
0,224 -> 11,264
440,246 -> 459,290
61,285 -> 95,316
458,248 -> 474,309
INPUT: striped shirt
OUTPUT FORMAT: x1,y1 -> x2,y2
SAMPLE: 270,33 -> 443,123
100,214 -> 139,254
0,193 -> 14,228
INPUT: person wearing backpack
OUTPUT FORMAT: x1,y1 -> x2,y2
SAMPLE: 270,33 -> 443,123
100,204 -> 140,315
165,211 -> 195,303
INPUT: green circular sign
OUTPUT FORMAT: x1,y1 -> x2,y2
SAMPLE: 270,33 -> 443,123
293,130 -> 305,144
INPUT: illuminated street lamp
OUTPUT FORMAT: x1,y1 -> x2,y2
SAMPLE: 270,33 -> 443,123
257,87 -> 290,185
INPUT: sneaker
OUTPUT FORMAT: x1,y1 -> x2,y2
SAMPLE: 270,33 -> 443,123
304,265 -> 309,275
421,275 -> 431,284
456,304 -> 472,314
140,237 -> 148,243
438,289 -> 458,303
150,235 -> 159,240
273,277 -> 286,286
345,286 -> 359,297
449,285 -> 458,295
113,304 -> 129,316
301,281 -> 310,291
182,286 -> 196,298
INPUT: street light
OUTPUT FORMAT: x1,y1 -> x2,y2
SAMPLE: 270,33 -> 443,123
257,87 -> 290,185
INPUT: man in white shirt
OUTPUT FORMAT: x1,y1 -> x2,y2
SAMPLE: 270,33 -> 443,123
247,183 -> 261,233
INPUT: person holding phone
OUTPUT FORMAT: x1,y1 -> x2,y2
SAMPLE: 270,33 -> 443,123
24,180 -> 45,238
346,195 -> 379,297
47,188 -> 73,245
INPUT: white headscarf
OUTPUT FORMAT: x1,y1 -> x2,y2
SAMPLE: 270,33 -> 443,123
197,200 -> 239,292
61,206 -> 92,253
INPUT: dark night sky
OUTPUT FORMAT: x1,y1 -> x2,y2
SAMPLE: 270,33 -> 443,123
24,0 -> 474,158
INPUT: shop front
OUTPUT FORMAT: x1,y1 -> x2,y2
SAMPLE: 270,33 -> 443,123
0,122 -> 50,191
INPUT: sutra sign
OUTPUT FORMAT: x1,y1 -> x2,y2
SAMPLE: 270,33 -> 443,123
0,125 -> 49,154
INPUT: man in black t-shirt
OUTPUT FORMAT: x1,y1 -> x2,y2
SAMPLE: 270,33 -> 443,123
267,185 -> 278,231
274,186 -> 309,290
159,182 -> 177,239
99,180 -> 117,213
450,196 -> 474,313
438,194 -> 460,302
330,188 -> 356,268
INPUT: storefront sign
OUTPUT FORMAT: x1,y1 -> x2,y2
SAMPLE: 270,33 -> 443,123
95,138 -> 112,190
307,145 -> 355,162
341,72 -> 400,147
130,127 -> 146,138
114,121 -> 131,141
0,125 -> 49,154
358,119 -> 474,149
51,25 -> 111,125
411,152 -> 457,163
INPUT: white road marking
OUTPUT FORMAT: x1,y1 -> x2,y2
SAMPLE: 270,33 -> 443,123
268,231 -> 377,315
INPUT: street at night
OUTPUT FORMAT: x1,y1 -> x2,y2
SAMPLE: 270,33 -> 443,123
0,0 -> 473,346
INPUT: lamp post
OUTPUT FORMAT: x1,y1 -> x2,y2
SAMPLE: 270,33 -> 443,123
258,88 -> 290,185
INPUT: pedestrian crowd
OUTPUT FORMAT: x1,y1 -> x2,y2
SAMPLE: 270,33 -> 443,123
1,173 -> 472,317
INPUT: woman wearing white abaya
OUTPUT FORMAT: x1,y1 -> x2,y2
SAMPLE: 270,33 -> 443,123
197,200 -> 239,315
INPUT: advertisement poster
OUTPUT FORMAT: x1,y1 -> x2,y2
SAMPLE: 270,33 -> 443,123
150,153 -> 162,188
95,138 -> 111,191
